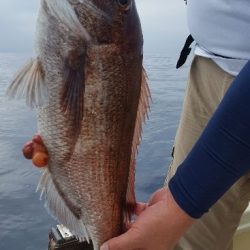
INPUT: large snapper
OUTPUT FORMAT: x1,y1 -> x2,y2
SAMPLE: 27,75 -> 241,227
7,0 -> 150,249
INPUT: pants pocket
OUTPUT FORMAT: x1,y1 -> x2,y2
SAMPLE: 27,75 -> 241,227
164,146 -> 175,186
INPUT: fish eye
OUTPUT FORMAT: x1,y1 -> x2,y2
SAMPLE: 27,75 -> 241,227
117,0 -> 132,10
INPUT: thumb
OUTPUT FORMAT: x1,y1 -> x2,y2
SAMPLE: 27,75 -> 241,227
100,229 -> 141,250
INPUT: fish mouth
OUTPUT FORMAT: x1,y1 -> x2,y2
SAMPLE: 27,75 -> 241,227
76,0 -> 114,44
78,0 -> 112,23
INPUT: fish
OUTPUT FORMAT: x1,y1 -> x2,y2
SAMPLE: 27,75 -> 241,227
7,0 -> 150,249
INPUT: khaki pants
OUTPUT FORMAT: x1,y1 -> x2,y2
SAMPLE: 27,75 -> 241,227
165,56 -> 250,250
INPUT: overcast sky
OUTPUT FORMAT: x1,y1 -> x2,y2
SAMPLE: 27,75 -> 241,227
0,0 -> 189,55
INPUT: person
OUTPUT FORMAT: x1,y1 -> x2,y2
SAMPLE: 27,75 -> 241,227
23,0 -> 250,249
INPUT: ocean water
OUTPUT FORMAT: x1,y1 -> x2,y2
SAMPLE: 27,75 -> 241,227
0,52 -> 190,250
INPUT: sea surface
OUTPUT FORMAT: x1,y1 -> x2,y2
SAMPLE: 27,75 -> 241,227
0,53 -> 190,250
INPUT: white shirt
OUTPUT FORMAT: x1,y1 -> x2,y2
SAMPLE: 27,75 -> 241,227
187,0 -> 250,76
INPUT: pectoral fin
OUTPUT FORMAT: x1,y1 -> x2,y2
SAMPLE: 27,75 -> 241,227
61,52 -> 85,133
6,58 -> 48,108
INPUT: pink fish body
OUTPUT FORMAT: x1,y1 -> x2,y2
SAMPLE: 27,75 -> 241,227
7,0 -> 150,249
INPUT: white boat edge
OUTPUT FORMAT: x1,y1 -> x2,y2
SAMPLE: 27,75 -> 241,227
233,203 -> 250,250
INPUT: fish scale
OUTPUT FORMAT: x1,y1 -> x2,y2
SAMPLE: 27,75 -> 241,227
7,0 -> 150,249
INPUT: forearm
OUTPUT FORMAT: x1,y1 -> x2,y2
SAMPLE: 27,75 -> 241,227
163,187 -> 195,245
169,60 -> 250,218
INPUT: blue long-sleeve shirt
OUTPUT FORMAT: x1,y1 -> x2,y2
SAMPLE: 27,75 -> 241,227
169,60 -> 250,218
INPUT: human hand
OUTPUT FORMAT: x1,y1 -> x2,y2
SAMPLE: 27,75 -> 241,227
101,188 -> 194,250
22,134 -> 49,167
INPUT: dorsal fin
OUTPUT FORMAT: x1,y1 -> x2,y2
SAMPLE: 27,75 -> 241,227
125,68 -> 151,221
6,58 -> 48,108
61,52 -> 86,134
44,0 -> 91,41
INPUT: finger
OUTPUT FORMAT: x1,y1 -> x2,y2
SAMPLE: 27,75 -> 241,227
101,229 -> 141,250
22,141 -> 34,159
32,134 -> 43,144
32,151 -> 49,168
32,142 -> 49,168
32,134 -> 48,154
125,220 -> 135,230
135,202 -> 147,216
33,140 -> 47,153
148,188 -> 167,205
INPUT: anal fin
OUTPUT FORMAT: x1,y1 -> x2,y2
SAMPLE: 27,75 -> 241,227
37,169 -> 91,243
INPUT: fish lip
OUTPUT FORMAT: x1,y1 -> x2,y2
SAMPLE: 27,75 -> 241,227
78,0 -> 112,24
75,0 -> 113,43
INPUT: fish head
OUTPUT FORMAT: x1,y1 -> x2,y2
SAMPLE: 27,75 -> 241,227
77,0 -> 143,53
